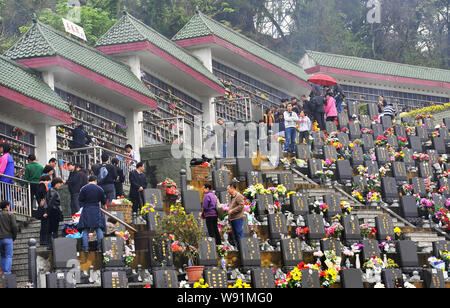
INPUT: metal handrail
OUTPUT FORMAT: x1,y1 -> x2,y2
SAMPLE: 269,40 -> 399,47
0,174 -> 32,218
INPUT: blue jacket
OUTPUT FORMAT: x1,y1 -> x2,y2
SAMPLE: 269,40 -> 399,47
78,183 -> 106,231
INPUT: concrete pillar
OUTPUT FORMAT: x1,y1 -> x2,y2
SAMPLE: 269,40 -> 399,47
42,71 -> 55,90
35,123 -> 57,166
126,109 -> 143,162
122,55 -> 142,79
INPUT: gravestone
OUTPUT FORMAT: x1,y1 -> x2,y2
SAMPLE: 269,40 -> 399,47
372,124 -> 384,139
376,148 -> 390,165
411,177 -> 427,197
268,213 -> 288,240
342,215 -> 361,242
312,131 -> 325,152
306,214 -> 326,241
308,159 -> 323,180
424,117 -> 436,131
400,196 -> 419,219
326,121 -> 338,134
352,176 -> 367,192
52,238 -> 77,270
433,194 -> 446,208
381,177 -> 399,203
280,238 -> 303,267
194,212 -> 209,236
246,171 -> 263,186
340,269 -> 364,288
365,161 -> 379,175
183,190 -> 202,214
324,145 -> 338,161
349,122 -> 362,140
101,270 -> 128,289
237,158 -> 253,179
213,169 -> 231,193
375,216 -> 395,242
239,237 -> 262,268
402,148 -> 415,168
432,241 -> 449,258
402,117 -> 414,126
1,274 -> 16,289
381,269 -> 403,289
296,144 -> 311,161
146,211 -> 166,233
361,239 -> 381,262
408,136 -> 423,153
143,189 -> 164,212
102,237 -> 125,267
300,269 -> 321,289
148,237 -> 173,268
338,133 -> 350,148
255,194 -> 273,216
439,127 -> 450,143
46,271 -> 76,289
198,238 -> 219,267
153,269 -> 179,288
288,194 -> 310,216
324,194 -> 342,218
241,215 -> 251,238
362,135 -> 374,153
392,162 -> 407,183
219,191 -> 231,205
278,173 -> 296,192
396,240 -> 419,268
347,101 -> 358,116
419,162 -> 433,179
338,112 -> 349,129
351,147 -> 364,168
394,125 -> 406,138
433,137 -> 446,155
204,267 -> 228,289
107,211 -> 126,233
427,150 -> 439,165
251,268 -> 275,289
386,136 -> 398,149
367,103 -> 379,118
359,115 -> 371,129
381,116 -> 393,130
423,269 -> 445,288
320,238 -> 343,256
336,160 -> 352,183
415,126 -> 427,142
444,118 -> 450,128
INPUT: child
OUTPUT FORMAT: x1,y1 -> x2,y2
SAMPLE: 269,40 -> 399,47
36,175 -> 51,246
298,111 -> 312,144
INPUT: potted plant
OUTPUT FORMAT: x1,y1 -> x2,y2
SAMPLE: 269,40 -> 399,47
157,203 -> 204,282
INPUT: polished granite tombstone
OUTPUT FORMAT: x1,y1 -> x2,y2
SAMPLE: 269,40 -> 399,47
361,239 -> 381,261
296,144 -> 312,161
411,177 -> 427,197
381,269 -> 403,289
101,269 -> 128,289
280,238 -> 303,268
148,237 -> 174,268
246,171 -> 263,186
288,194 -> 310,216
143,189 -> 164,211
102,237 -> 125,267
392,162 -> 408,183
278,173 -> 296,192
342,215 -> 361,244
300,269 -> 321,289
239,237 -> 262,268
423,269 -> 446,288
375,216 -> 395,242
52,238 -> 77,270
381,177 -> 399,203
268,213 -> 288,241
183,190 -> 202,214
351,147 -> 364,168
153,269 -> 179,288
251,268 -> 275,289
340,269 -> 364,288
204,267 -> 228,288
198,238 -> 219,267
408,136 -> 423,154
306,214 -> 326,241
213,169 -> 231,193
336,160 -> 352,183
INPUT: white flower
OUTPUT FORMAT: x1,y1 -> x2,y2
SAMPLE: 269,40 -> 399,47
180,281 -> 191,288
404,282 -> 416,289
374,283 -> 385,288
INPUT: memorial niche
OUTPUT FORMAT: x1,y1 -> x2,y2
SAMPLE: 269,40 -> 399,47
198,238 -> 218,267
204,267 -> 228,288
143,189 -> 164,212
239,237 -> 262,268
153,269 -> 179,288
148,237 -> 173,268
280,238 -> 303,268
246,171 -> 263,186
213,169 -> 231,193
278,173 -> 295,192
306,214 -> 326,241
342,215 -> 361,242
102,237 -> 125,267
101,270 -> 128,289
288,194 -> 309,216
268,213 -> 288,240
251,268 -> 275,289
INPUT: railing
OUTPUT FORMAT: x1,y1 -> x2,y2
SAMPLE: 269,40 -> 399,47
51,146 -> 138,186
141,117 -> 186,146
215,97 -> 252,122
0,174 -> 32,218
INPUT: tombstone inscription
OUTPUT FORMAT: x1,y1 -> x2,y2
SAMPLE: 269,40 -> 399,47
143,189 -> 164,211
306,214 -> 326,241
361,239 -> 381,262
300,269 -> 321,289
288,194 -> 310,216
342,215 -> 361,242
153,269 -> 179,288
102,237 -> 125,267
381,269 -> 403,289
375,216 -> 395,242
280,238 -> 303,267
198,238 -> 218,267
392,162 -> 407,183
213,169 -> 231,193
423,269 -> 445,288
148,237 -> 173,268
251,268 -> 275,289
278,173 -> 295,192
239,237 -> 262,267
247,171 -> 263,186
204,267 -> 228,289
101,270 -> 127,289
256,194 -> 273,216
268,213 -> 288,240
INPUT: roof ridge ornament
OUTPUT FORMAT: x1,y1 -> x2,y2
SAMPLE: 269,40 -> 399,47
32,13 -> 38,24
123,6 -> 128,16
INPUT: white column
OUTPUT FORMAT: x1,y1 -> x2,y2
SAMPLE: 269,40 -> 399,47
38,71 -> 57,164
122,55 -> 142,79
126,109 -> 143,162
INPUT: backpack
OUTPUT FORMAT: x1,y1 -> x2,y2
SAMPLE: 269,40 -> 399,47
98,165 -> 109,185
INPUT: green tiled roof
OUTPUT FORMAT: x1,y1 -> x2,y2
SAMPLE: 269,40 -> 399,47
4,21 -> 157,101
172,12 -> 309,83
96,13 -> 224,89
0,55 -> 70,113
306,50 -> 450,84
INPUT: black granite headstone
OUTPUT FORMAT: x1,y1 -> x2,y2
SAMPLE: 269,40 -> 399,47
340,269 -> 364,288
347,101 -> 358,116
342,215 -> 361,242
337,160 -> 352,182
213,169 -> 231,193
349,122 -> 362,140
52,238 -> 77,270
375,216 -> 395,242
278,173 -> 296,192
288,194 -> 310,216
400,196 -> 419,219
381,177 -> 399,203
255,194 -> 273,216
326,121 -> 338,134
396,240 -> 419,268
268,213 -> 288,240
309,159 -> 323,179
376,148 -> 390,165
427,150 -> 439,165
296,144 -> 312,161
381,269 -> 403,289
46,271 -> 76,289
394,125 -> 406,138
251,268 -> 275,289
247,171 -> 263,186
219,191 -> 231,205
432,241 -> 450,258
433,137 -> 446,155
320,238 -> 343,256
198,238 -> 218,267
381,116 -> 393,130
368,103 -> 379,118
402,117 -> 414,126
415,126 -> 427,142
338,112 -> 349,129
423,269 -> 446,288
101,270 -> 128,289
300,269 -> 321,289
361,239 -> 381,261
424,118 -> 436,131
365,161 -> 379,175
143,189 -> 164,211
153,269 -> 179,288
183,190 -> 202,214
351,147 -> 364,168
306,214 -> 326,241
386,135 -> 398,149
324,145 -> 338,161
419,162 -> 433,179
352,176 -> 367,192
280,238 -> 303,267
324,194 -> 342,218
237,158 -> 253,179
402,148 -> 415,167
148,237 -> 174,268
439,127 -> 450,143
372,124 -> 384,139
146,211 -> 166,233
408,136 -> 423,153
338,132 -> 350,148
204,267 -> 228,288
312,131 -> 325,151
360,115 -> 371,129
102,237 -> 125,267
194,212 -> 209,236
411,177 -> 427,197
392,162 -> 407,182
239,237 -> 262,267
362,135 -> 374,153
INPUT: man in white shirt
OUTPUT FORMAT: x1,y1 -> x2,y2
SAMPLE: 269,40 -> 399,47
284,103 -> 299,154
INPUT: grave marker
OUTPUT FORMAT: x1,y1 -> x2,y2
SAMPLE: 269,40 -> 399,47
396,240 -> 419,268
239,237 -> 262,267
246,171 -> 263,186
306,214 -> 326,241
255,194 -> 273,216
198,238 -> 218,267
204,267 -> 228,289
342,215 -> 361,242
101,270 -> 128,289
153,269 -> 179,288
423,269 -> 445,288
337,160 -> 352,183
351,147 -> 364,168
280,238 -> 303,267
381,177 -> 399,203
340,269 -> 364,288
320,238 -> 343,256
251,268 -> 275,289
381,269 -> 403,289
400,196 -> 419,219
52,238 -> 77,270
278,173 -> 295,192
148,237 -> 173,268
268,213 -> 288,240
300,269 -> 321,289
183,190 -> 202,214
102,237 -> 125,267
213,169 -> 231,193
392,162 -> 407,183
361,239 -> 381,262
408,136 -> 423,154
375,216 -> 395,242
143,189 -> 164,211
411,177 -> 427,197
296,144 -> 311,161
288,194 -> 310,216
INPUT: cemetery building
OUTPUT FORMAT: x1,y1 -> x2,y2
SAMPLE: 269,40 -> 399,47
300,50 -> 450,109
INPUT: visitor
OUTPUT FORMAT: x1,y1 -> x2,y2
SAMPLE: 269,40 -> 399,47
379,102 -> 397,121
264,108 -> 275,131
125,144 -> 136,161
0,143 -> 15,210
46,178 -> 64,250
66,162 -> 88,215
112,158 -> 125,198
0,200 -> 18,276
78,176 -> 106,253
301,95 -> 313,120
334,84 -> 345,114
23,154 -> 43,210
298,111 -> 312,144
129,162 -> 147,215
48,158 -> 57,171
325,91 -> 338,123
36,175 -> 51,246
291,97 -> 300,114
378,95 -> 388,113
202,184 -> 221,246
71,124 -> 93,149
311,90 -> 326,131
276,112 -> 285,138
227,183 -> 245,251
95,154 -> 118,205
42,165 -> 55,188
284,103 -> 299,154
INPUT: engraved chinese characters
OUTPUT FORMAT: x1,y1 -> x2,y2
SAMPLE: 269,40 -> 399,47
102,237 -> 125,267
239,237 -> 262,267
280,238 -> 303,267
